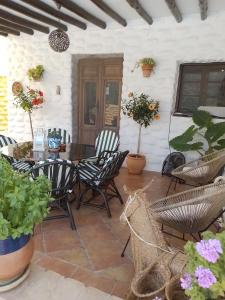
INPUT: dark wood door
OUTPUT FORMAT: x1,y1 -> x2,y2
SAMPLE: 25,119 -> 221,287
78,58 -> 123,145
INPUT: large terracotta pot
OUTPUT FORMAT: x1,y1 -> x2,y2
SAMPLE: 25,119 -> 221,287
126,154 -> 146,175
141,64 -> 153,77
0,235 -> 33,287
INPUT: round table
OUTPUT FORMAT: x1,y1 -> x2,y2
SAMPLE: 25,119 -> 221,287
0,142 -> 96,163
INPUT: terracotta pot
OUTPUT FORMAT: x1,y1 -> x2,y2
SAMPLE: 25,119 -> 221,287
141,64 -> 153,77
126,154 -> 146,175
0,235 -> 34,282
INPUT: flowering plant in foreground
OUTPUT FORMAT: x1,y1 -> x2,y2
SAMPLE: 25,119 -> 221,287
181,231 -> 225,299
14,87 -> 44,113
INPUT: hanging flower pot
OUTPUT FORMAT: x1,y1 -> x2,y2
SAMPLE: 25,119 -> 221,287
131,57 -> 156,77
141,64 -> 154,77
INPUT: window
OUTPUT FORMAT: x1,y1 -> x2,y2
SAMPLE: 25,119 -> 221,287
0,76 -> 8,132
175,63 -> 225,116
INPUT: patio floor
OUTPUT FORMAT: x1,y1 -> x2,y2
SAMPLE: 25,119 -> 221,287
32,168 -> 186,299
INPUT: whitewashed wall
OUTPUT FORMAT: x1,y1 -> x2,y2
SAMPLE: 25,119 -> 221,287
4,11 -> 225,171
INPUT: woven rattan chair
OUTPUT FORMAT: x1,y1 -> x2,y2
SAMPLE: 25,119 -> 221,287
150,180 -> 225,239
172,149 -> 225,186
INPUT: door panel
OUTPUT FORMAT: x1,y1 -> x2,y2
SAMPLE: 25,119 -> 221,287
78,58 -> 122,145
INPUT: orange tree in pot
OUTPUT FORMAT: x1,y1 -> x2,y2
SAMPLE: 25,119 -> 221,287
0,157 -> 51,291
122,92 -> 160,174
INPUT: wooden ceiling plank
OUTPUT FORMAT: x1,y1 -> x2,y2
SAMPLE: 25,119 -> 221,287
0,17 -> 34,35
165,0 -> 182,23
21,0 -> 87,30
199,0 -> 208,20
0,31 -> 8,37
126,0 -> 153,25
0,8 -> 49,33
56,0 -> 106,29
0,25 -> 20,36
90,0 -> 127,27
0,0 -> 68,31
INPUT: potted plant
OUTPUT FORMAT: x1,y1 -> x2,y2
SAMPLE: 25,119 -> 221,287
170,110 -> 225,156
0,157 -> 51,291
132,58 -> 156,77
47,130 -> 62,150
14,87 -> 44,139
27,65 -> 44,81
180,230 -> 225,300
122,92 -> 160,174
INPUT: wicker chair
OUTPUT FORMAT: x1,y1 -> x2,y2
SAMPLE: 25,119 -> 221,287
171,149 -> 225,186
150,180 -> 225,239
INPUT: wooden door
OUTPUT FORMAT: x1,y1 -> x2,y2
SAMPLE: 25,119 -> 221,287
78,58 -> 123,145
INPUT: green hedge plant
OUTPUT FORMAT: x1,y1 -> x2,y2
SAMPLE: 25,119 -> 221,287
0,157 -> 51,240
169,110 -> 225,156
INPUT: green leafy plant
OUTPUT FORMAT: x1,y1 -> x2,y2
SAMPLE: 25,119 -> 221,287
132,57 -> 156,72
0,157 -> 51,240
169,110 -> 225,156
27,65 -> 44,81
181,231 -> 225,300
122,92 -> 160,153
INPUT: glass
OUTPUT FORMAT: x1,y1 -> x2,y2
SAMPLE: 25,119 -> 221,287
84,81 -> 97,125
104,81 -> 120,128
33,128 -> 45,151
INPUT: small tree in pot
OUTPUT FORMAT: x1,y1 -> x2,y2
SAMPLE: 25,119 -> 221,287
122,92 -> 160,174
0,157 -> 51,291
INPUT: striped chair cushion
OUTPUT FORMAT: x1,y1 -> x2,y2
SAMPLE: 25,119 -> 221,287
12,161 -> 33,173
0,135 -> 17,148
95,130 -> 119,156
47,128 -> 71,144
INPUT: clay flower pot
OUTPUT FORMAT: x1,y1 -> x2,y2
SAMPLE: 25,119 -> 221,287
141,64 -> 154,77
0,235 -> 34,291
126,153 -> 146,175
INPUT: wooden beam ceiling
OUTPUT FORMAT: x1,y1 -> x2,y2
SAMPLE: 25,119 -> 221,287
0,0 -> 68,32
0,31 -> 8,37
0,25 -> 20,36
56,0 -> 106,29
199,0 -> 208,20
90,0 -> 127,27
126,0 -> 153,25
0,18 -> 34,35
0,9 -> 49,33
21,0 -> 87,30
165,0 -> 182,23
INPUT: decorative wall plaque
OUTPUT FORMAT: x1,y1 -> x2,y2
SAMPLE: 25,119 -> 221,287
48,29 -> 70,53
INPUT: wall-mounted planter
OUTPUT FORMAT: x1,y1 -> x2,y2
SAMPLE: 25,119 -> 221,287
141,64 -> 154,77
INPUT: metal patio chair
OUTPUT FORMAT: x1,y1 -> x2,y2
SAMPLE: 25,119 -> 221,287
83,129 -> 119,165
47,128 -> 71,144
150,180 -> 225,240
77,150 -> 128,217
171,149 -> 225,186
0,134 -> 34,172
30,159 -> 77,230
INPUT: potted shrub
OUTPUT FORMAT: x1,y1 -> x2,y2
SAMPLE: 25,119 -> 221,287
132,58 -> 156,77
170,110 -> 225,156
27,65 -> 44,81
0,157 -> 51,291
180,230 -> 225,300
122,92 -> 160,174
47,130 -> 62,150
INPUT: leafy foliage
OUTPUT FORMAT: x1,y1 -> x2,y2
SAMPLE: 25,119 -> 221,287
27,65 -> 44,81
14,87 -> 44,113
138,57 -> 156,66
122,92 -> 160,128
0,157 -> 51,240
170,110 -> 225,156
184,231 -> 225,299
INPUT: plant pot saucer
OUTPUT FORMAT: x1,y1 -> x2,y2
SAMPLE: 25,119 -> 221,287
0,264 -> 30,292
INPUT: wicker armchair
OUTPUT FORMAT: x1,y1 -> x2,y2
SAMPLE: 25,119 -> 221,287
150,181 -> 225,239
172,149 -> 225,186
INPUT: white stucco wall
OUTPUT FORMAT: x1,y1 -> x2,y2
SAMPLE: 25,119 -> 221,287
4,11 -> 225,171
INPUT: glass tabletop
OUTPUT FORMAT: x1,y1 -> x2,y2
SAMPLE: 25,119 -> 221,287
0,142 -> 96,163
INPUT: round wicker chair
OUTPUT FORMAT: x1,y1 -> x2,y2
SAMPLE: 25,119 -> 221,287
171,149 -> 225,186
150,181 -> 225,236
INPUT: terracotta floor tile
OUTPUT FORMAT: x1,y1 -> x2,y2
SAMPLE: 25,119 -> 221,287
33,233 -> 44,253
43,230 -> 80,253
98,264 -> 134,283
42,219 -> 72,232
37,255 -> 77,278
78,223 -> 115,243
111,281 -> 131,299
51,247 -> 91,269
32,251 -> 46,264
72,267 -> 116,294
73,211 -> 105,228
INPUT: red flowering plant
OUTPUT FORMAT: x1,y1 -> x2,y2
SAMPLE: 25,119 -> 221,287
14,87 -> 44,113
